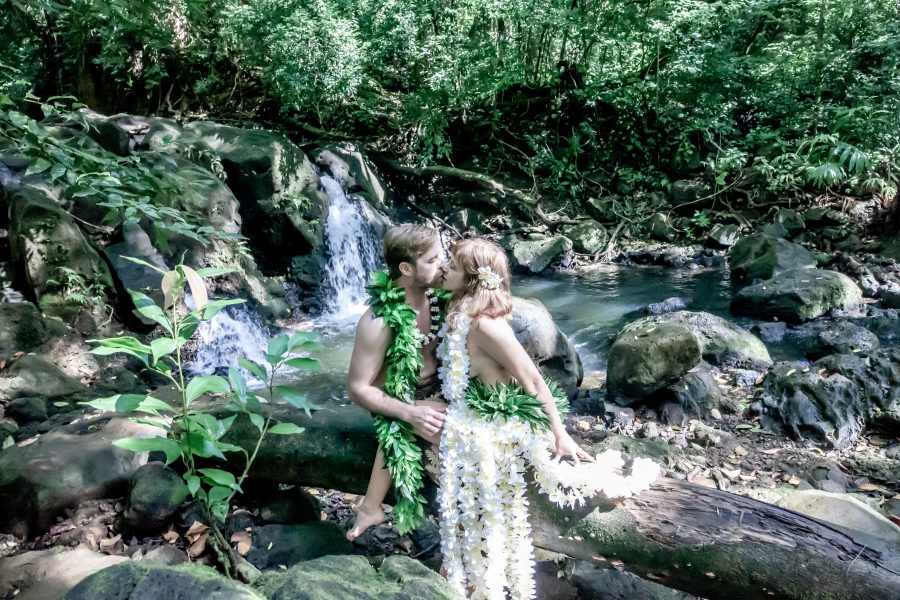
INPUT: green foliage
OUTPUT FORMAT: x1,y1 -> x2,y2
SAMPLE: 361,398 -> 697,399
46,266 -> 107,307
465,378 -> 569,431
0,96 -> 240,248
82,261 -> 320,532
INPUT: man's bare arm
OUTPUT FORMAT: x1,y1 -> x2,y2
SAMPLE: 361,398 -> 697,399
347,309 -> 445,436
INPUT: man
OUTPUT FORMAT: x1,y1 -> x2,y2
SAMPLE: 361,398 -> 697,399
345,224 -> 449,540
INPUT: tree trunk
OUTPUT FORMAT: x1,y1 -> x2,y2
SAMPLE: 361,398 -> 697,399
223,405 -> 900,599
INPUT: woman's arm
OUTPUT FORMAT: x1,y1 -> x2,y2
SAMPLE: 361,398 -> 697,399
471,317 -> 591,463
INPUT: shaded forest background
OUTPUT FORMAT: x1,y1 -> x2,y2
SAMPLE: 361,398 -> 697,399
2,0 -> 899,214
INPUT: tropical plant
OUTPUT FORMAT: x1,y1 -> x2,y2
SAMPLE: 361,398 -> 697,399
82,260 -> 321,576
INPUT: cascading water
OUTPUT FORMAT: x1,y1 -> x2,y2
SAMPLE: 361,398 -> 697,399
185,295 -> 270,376
319,175 -> 383,318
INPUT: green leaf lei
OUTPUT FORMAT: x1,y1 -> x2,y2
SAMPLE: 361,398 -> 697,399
465,378 -> 569,430
366,270 -> 451,533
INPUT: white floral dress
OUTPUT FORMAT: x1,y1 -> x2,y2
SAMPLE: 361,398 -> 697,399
435,314 -> 660,600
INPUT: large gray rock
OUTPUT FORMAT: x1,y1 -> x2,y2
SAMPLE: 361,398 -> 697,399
183,121 -> 329,264
647,212 -> 674,241
774,209 -> 805,237
510,296 -> 583,400
312,145 -> 388,210
254,554 -> 462,600
504,235 -> 572,273
7,182 -> 114,320
0,354 -> 84,401
0,549 -> 128,600
731,268 -> 863,323
105,223 -> 169,319
123,462 -> 188,531
246,521 -> 352,570
787,320 -> 881,360
0,302 -> 50,355
706,223 -> 741,248
0,416 -> 155,536
758,349 -> 900,448
607,323 -> 701,405
622,311 -> 771,368
561,220 -> 608,254
63,561 -> 265,600
729,234 -> 816,282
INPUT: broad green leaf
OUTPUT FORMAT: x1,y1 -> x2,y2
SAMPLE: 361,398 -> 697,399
120,256 -> 167,275
112,436 -> 181,464
268,422 -> 305,435
274,385 -> 321,417
198,468 -> 238,490
185,474 -> 201,496
248,412 -> 265,433
207,485 -> 232,506
150,338 -> 177,364
284,357 -> 321,372
160,271 -> 181,309
194,267 -> 236,277
228,367 -> 247,400
267,335 -> 289,358
287,332 -> 319,351
128,291 -> 173,333
185,375 -> 230,403
180,265 -> 208,311
2,436 -> 13,450
25,157 -> 52,176
200,299 -> 245,320
182,432 -> 226,460
81,394 -> 173,415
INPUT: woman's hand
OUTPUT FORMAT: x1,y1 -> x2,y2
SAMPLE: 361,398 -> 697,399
552,430 -> 593,466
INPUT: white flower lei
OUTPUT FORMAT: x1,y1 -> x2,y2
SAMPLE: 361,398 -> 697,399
436,314 -> 661,600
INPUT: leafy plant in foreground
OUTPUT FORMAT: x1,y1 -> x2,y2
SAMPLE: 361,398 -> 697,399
81,259 -> 321,576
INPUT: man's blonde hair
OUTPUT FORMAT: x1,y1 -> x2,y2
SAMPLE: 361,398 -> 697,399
383,224 -> 439,279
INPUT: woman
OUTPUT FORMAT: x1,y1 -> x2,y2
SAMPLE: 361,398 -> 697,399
436,238 -> 659,600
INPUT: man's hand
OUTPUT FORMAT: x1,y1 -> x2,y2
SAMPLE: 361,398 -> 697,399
406,400 -> 447,442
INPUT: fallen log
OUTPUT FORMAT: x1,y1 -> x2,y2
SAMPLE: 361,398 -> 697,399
221,404 -> 900,600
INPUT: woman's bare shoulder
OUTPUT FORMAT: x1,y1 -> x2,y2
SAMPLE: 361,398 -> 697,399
470,315 -> 514,339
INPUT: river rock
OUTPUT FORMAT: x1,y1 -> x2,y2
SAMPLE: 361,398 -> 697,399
75,109 -> 130,156
183,121 -> 329,264
728,234 -> 816,282
758,349 -> 900,448
647,212 -> 674,241
645,297 -> 688,315
105,223 -> 169,315
0,549 -> 128,600
0,416 -> 156,537
620,311 -> 771,369
510,296 -> 583,400
706,223 -> 741,248
662,362 -> 730,420
774,209 -> 805,237
312,144 -> 388,210
0,302 -> 50,355
731,268 -> 863,322
787,320 -> 880,359
254,554 -> 462,600
63,561 -> 265,600
0,354 -> 84,401
255,486 -> 321,525
6,397 -> 48,423
562,220 -> 608,254
607,323 -> 701,405
7,182 -> 114,321
670,179 -> 709,204
246,521 -> 351,570
570,561 -> 693,600
123,462 -> 188,531
504,235 -> 573,273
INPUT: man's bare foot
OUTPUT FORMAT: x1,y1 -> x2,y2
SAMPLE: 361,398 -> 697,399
346,500 -> 386,541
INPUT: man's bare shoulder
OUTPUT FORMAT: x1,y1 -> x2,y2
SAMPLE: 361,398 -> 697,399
355,307 -> 389,339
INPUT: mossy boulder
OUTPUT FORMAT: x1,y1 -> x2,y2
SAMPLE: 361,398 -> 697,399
787,320 -> 881,360
254,554 -> 463,600
729,234 -> 815,282
503,235 -> 572,273
0,354 -> 84,401
731,268 -> 863,323
183,121 -> 329,268
123,462 -> 188,531
63,560 -> 265,600
7,182 -> 114,320
246,521 -> 351,571
312,145 -> 388,211
0,302 -> 50,355
562,220 -> 608,254
607,323 -> 701,405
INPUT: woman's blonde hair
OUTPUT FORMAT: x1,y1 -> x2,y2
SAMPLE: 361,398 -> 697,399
447,238 -> 512,329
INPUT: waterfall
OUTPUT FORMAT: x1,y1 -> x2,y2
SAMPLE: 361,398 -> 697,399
185,296 -> 270,377
320,175 -> 382,317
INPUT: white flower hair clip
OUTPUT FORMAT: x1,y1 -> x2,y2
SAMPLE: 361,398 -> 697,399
476,266 -> 503,290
